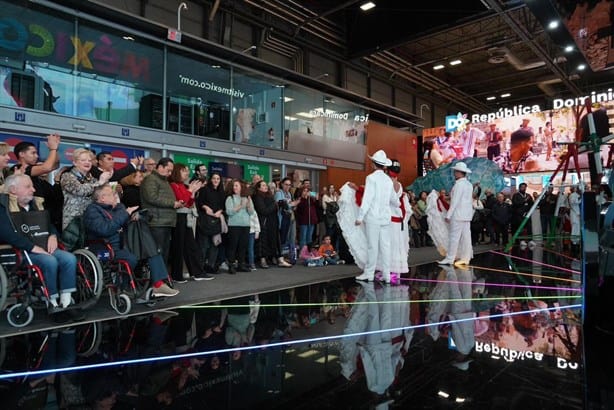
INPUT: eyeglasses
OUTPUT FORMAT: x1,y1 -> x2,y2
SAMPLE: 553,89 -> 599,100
283,183 -> 291,186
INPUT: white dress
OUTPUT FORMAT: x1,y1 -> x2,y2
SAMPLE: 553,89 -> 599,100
389,184 -> 410,273
426,190 -> 449,256
338,183 -> 371,270
425,189 -> 473,260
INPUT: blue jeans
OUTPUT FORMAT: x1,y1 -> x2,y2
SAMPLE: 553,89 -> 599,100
299,224 -> 315,248
248,232 -> 255,266
29,249 -> 77,299
114,248 -> 168,284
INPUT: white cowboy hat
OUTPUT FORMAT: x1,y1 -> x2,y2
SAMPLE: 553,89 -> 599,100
452,161 -> 472,174
369,149 -> 392,166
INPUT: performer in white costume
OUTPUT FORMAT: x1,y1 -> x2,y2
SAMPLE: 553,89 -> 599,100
438,162 -> 474,266
354,150 -> 400,283
426,190 -> 449,256
387,159 -> 411,275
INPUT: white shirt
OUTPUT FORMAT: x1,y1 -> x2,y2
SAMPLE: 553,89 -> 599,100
357,169 -> 399,225
447,177 -> 474,221
460,127 -> 485,158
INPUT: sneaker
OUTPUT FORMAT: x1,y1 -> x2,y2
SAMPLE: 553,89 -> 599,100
338,259 -> 346,265
173,278 -> 188,284
193,273 -> 215,281
153,284 -> 180,297
182,272 -> 191,279
249,264 -> 257,271
219,262 -> 229,271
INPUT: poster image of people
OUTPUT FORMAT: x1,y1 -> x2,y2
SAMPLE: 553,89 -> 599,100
427,102 -> 613,174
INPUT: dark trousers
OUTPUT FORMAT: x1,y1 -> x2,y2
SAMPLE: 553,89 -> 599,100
170,214 -> 204,279
494,221 -> 509,245
487,145 -> 500,160
197,232 -> 219,269
149,226 -> 172,265
226,226 -> 249,266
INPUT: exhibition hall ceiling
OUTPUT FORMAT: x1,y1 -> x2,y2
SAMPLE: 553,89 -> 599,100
243,0 -> 613,115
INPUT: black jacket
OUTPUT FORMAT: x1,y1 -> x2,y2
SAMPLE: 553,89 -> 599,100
0,193 -> 57,252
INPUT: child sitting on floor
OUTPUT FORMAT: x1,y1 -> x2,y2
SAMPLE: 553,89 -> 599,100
317,235 -> 345,265
300,243 -> 325,267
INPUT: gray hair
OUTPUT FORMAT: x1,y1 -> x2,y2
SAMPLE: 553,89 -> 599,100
3,174 -> 32,193
92,183 -> 112,202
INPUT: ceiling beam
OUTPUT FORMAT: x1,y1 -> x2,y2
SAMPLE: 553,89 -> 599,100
483,0 -> 582,97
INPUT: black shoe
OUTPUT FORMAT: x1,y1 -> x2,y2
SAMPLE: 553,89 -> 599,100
228,264 -> 236,274
237,265 -> 250,272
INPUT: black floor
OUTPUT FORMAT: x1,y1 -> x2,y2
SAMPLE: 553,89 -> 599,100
0,243 -> 611,409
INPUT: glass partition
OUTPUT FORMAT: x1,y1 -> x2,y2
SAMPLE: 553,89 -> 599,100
0,0 -> 369,158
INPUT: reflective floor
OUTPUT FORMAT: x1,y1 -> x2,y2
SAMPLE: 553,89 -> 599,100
0,245 -> 601,409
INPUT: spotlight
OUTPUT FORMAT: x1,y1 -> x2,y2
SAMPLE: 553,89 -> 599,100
486,96 -> 496,101
360,2 -> 375,11
500,93 -> 511,98
449,59 -> 462,66
577,64 -> 586,70
548,20 -> 559,29
564,45 -> 574,52
433,64 -> 445,70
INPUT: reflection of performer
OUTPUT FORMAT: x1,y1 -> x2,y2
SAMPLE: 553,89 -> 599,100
340,282 -> 412,395
426,265 -> 476,369
235,108 -> 255,143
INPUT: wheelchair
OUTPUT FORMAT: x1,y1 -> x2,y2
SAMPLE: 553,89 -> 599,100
0,244 -> 104,328
85,241 -> 156,316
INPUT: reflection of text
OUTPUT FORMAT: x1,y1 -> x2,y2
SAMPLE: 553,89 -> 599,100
475,341 -> 579,370
179,75 -> 244,98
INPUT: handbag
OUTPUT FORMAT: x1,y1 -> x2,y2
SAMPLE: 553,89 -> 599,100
198,214 -> 222,235
186,206 -> 198,228
61,216 -> 85,251
124,219 -> 160,260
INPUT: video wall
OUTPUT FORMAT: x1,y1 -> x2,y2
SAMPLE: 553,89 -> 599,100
425,98 -> 613,175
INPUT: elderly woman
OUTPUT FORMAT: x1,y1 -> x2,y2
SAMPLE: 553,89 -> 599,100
0,142 -> 10,180
60,148 -> 111,248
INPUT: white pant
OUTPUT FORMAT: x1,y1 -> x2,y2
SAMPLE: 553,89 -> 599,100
364,222 -> 392,277
445,220 -> 471,262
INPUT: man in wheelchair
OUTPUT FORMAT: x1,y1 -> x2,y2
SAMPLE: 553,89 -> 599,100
0,174 -> 85,322
83,184 -> 179,298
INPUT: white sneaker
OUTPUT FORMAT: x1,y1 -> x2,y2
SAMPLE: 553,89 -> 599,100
528,240 -> 536,249
59,292 -> 72,308
355,273 -> 374,281
437,259 -> 453,265
520,240 -> 528,248
152,284 -> 180,297
219,262 -> 229,271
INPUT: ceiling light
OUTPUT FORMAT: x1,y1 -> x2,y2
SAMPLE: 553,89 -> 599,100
360,2 -> 376,11
122,35 -> 134,41
284,97 -> 294,102
564,45 -> 574,52
548,20 -> 559,29
438,391 -> 450,399
486,96 -> 496,101
433,64 -> 445,70
577,64 -> 586,70
449,59 -> 462,66
501,93 -> 511,98
211,65 -> 221,68
284,115 -> 298,121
